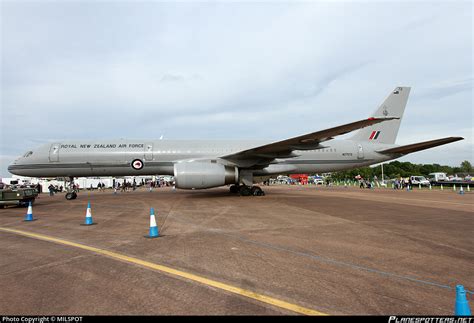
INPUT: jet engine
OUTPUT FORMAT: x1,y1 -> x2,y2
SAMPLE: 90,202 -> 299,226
174,161 -> 238,189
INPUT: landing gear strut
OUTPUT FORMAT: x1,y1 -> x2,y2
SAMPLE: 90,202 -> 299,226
65,176 -> 78,200
229,185 -> 265,196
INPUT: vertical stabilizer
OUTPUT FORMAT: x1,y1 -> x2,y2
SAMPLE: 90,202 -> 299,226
351,86 -> 410,144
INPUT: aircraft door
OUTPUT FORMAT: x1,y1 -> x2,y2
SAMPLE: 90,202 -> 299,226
357,143 -> 364,159
49,143 -> 60,162
144,143 -> 154,161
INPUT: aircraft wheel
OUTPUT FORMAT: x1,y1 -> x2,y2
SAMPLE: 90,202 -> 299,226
65,192 -> 77,200
251,186 -> 264,196
239,186 -> 252,196
229,185 -> 240,194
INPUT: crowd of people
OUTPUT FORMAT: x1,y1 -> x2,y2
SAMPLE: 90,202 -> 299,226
149,179 -> 174,188
0,178 -> 177,196
110,178 -> 175,194
358,179 -> 373,189
356,175 -> 415,190
115,181 -> 137,193
89,182 -> 107,191
392,178 -> 414,190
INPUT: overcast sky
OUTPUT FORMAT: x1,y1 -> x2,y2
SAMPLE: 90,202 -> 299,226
1,0 -> 472,178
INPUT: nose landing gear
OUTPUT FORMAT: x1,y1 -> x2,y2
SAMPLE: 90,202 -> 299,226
65,176 -> 78,200
65,191 -> 77,200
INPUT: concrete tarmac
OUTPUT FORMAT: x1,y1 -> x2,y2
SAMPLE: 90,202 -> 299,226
0,185 -> 472,315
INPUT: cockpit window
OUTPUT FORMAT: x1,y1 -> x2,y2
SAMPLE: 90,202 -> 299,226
23,151 -> 33,158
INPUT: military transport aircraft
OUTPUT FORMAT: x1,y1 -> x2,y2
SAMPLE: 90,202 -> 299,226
9,87 -> 463,198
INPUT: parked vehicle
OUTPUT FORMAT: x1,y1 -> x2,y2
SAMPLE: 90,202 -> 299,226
309,176 -> 324,185
429,172 -> 448,182
448,175 -> 463,181
0,187 -> 38,208
410,176 -> 430,186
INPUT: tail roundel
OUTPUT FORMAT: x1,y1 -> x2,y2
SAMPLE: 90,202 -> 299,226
351,87 -> 411,144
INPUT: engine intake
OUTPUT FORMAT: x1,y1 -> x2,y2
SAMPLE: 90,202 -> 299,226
174,161 -> 238,189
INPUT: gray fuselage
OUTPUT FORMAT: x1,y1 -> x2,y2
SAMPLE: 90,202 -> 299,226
9,139 -> 398,179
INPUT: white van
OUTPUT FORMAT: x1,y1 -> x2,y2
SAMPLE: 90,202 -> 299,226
410,176 -> 430,186
429,172 -> 448,182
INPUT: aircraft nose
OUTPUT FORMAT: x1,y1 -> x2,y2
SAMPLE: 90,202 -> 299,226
8,163 -> 18,175
8,160 -> 24,176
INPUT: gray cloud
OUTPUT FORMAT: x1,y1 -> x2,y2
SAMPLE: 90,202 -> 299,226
414,78 -> 473,101
1,1 -> 472,177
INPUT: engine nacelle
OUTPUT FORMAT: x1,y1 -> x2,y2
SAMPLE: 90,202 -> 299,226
174,161 -> 238,189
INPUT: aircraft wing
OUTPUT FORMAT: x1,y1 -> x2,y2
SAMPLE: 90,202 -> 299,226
376,137 -> 464,155
221,117 -> 398,166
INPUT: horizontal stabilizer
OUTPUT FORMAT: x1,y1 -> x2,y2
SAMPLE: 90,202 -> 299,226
377,137 -> 464,155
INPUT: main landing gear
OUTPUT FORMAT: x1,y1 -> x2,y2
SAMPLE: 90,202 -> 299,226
229,184 -> 265,196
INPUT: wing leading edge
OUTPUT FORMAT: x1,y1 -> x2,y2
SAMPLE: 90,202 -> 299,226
221,117 -> 398,165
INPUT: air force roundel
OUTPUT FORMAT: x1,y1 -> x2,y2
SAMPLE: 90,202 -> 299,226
131,159 -> 144,170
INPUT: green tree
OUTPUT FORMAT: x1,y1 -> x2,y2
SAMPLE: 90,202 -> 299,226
330,160 -> 464,180
460,160 -> 472,173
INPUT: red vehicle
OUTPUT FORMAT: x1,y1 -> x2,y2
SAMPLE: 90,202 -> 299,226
290,174 -> 308,185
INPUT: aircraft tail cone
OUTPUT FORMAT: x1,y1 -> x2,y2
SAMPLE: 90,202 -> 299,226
145,207 -> 159,238
81,201 -> 96,226
455,285 -> 472,316
24,201 -> 35,221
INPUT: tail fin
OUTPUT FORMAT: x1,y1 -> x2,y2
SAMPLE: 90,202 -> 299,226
350,86 -> 410,144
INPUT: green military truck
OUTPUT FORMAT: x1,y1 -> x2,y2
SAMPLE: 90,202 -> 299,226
0,188 -> 38,208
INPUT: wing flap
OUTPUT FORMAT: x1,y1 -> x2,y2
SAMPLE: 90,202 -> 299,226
377,137 -> 463,155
